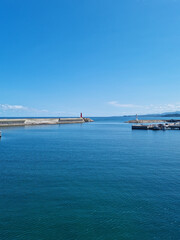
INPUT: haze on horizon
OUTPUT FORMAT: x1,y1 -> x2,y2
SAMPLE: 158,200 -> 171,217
1,0 -> 180,117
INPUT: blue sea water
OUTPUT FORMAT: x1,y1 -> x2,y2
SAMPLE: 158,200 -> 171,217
0,117 -> 180,240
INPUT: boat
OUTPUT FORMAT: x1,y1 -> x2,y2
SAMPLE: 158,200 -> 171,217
132,124 -> 148,130
152,125 -> 161,130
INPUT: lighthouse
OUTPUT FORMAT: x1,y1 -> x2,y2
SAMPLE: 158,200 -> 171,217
80,113 -> 83,118
136,114 -> 138,122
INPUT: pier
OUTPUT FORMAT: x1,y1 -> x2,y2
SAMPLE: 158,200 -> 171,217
127,119 -> 180,123
0,117 -> 93,127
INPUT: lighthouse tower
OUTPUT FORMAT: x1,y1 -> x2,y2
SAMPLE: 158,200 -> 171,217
80,113 -> 83,118
136,114 -> 138,122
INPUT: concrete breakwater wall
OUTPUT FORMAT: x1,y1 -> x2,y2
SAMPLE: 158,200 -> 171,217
126,119 -> 180,123
0,118 -> 93,127
126,120 -> 166,123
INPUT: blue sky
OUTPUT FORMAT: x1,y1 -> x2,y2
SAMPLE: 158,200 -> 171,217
0,0 -> 180,117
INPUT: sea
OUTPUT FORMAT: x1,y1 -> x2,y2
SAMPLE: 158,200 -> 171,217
0,117 -> 180,240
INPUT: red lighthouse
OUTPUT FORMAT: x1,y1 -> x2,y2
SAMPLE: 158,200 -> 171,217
80,113 -> 83,118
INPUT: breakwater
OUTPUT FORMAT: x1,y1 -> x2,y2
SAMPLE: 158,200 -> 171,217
126,119 -> 180,123
0,118 -> 93,127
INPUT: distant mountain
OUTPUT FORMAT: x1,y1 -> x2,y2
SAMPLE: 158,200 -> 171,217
161,113 -> 180,117
161,111 -> 180,117
123,112 -> 180,118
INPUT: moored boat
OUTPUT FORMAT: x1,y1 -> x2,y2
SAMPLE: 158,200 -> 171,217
132,125 -> 148,130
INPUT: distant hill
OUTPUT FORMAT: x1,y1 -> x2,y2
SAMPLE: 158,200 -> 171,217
123,112 -> 180,118
161,113 -> 180,117
160,111 -> 180,117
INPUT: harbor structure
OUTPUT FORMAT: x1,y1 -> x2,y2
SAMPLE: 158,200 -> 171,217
132,123 -> 180,130
0,117 -> 93,127
136,114 -> 138,122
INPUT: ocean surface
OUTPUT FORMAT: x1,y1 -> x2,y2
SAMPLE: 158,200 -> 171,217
0,117 -> 180,240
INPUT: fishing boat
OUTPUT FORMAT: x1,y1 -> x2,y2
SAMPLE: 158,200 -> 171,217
132,124 -> 148,130
152,125 -> 161,130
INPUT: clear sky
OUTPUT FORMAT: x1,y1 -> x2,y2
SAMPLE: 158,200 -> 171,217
1,0 -> 180,117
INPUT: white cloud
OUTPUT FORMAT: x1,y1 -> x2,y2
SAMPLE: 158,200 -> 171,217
108,101 -> 141,108
147,104 -> 180,113
0,104 -> 27,110
107,101 -> 180,115
0,104 -> 49,114
0,103 -> 81,117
